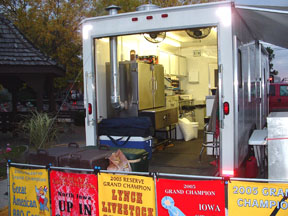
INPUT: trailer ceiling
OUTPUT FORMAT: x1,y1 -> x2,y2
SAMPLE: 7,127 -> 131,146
235,1 -> 288,48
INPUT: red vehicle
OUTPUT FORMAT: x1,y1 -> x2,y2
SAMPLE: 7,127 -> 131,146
269,82 -> 288,112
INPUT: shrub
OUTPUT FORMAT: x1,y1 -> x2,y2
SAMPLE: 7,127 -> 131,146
21,112 -> 58,149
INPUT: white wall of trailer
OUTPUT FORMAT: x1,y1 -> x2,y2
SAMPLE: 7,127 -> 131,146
82,2 -> 239,175
180,46 -> 218,101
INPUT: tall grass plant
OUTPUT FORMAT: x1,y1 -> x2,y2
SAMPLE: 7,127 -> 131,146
22,112 -> 57,149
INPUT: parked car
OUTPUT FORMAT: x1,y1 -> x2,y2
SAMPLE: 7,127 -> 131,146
269,82 -> 288,112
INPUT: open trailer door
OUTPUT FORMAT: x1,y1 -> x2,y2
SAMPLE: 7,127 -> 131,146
82,2 -> 236,176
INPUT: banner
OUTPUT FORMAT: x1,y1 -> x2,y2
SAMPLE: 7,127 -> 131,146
98,173 -> 156,216
9,167 -> 50,216
50,170 -> 98,216
156,178 -> 225,216
229,181 -> 288,216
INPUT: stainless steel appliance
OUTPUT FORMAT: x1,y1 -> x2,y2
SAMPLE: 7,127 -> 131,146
139,107 -> 178,130
267,112 -> 288,180
106,61 -> 165,118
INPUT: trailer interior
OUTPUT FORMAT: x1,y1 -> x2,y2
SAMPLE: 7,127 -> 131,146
94,27 -> 219,175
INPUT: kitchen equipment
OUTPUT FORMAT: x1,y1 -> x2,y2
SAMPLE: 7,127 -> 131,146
106,61 -> 165,118
139,107 -> 178,130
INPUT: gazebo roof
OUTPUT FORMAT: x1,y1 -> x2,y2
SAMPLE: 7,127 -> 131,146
0,15 -> 65,76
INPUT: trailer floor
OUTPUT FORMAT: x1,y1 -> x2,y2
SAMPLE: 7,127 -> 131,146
149,130 -> 219,176
0,125 -> 218,177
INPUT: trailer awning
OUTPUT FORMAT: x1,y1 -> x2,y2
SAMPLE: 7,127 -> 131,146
235,0 -> 288,48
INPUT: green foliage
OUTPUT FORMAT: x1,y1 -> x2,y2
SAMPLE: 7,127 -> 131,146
90,0 -> 222,16
266,47 -> 279,75
21,112 -> 58,149
0,0 -> 223,91
0,145 -> 28,163
0,145 -> 29,178
1,0 -> 89,89
91,0 -> 141,16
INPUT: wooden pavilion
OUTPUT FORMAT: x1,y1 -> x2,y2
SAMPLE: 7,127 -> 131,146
0,15 -> 65,114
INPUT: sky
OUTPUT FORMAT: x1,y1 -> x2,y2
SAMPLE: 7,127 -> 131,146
264,44 -> 288,79
273,47 -> 288,79
234,0 -> 288,80
234,0 -> 288,7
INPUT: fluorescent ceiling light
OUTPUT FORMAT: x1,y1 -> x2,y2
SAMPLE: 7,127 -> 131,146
166,32 -> 183,42
211,27 -> 217,33
99,38 -> 109,43
202,53 -> 217,59
163,38 -> 181,47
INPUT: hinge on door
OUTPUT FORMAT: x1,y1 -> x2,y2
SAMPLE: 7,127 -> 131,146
218,64 -> 224,129
219,64 -> 223,74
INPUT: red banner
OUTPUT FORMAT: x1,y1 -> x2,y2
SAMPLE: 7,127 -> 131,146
156,179 -> 225,216
50,170 -> 98,216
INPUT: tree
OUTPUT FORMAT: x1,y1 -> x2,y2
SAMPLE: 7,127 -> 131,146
91,0 -> 141,16
1,0 -> 222,90
0,0 -> 91,89
91,0 -> 222,16
266,47 -> 279,76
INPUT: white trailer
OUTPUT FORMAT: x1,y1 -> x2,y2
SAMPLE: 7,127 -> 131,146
81,0 -> 288,176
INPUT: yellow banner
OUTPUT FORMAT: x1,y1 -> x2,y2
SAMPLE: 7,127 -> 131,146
98,173 -> 156,216
229,180 -> 288,216
9,167 -> 50,216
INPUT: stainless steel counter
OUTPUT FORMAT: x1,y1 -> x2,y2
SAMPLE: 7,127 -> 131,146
267,112 -> 288,180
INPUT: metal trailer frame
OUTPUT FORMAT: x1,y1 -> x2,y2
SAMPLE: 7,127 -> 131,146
8,161 -> 288,183
81,1 -> 269,176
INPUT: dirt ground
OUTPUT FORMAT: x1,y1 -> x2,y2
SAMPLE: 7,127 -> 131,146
0,207 -> 8,216
0,123 -> 85,149
0,124 -> 85,179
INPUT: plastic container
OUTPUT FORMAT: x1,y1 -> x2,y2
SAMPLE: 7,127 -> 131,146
99,136 -> 153,159
176,123 -> 184,140
82,146 -> 149,172
59,147 -> 114,170
178,118 -> 199,141
27,143 -> 80,166
191,122 -> 199,139
245,156 -> 258,178
119,148 -> 149,172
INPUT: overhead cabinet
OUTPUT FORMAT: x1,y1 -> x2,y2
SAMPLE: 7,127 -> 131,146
179,56 -> 187,76
159,51 -> 187,76
169,55 -> 179,75
159,51 -> 170,75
